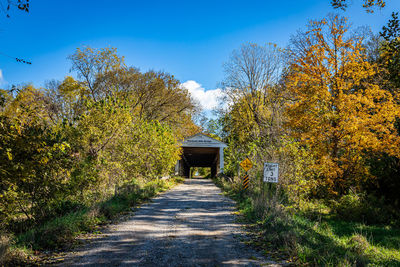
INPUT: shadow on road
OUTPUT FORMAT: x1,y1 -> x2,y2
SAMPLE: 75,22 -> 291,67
57,179 -> 275,267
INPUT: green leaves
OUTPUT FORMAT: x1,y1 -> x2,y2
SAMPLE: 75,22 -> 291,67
0,46 -> 198,239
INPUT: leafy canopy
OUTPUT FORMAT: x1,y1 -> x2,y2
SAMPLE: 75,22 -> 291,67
286,14 -> 400,195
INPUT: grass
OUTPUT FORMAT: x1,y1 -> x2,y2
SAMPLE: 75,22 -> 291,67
291,214 -> 400,266
214,177 -> 400,266
2,177 -> 184,266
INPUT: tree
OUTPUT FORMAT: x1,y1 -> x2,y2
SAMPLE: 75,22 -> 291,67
331,0 -> 386,13
380,12 -> 400,93
220,43 -> 306,190
40,77 -> 88,125
0,0 -> 32,64
0,0 -> 29,18
221,43 -> 285,143
286,14 -> 400,195
362,12 -> 400,208
68,47 -> 125,102
0,86 -> 72,223
66,47 -> 199,138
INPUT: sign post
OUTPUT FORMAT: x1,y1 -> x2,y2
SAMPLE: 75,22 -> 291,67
242,174 -> 249,189
240,158 -> 253,190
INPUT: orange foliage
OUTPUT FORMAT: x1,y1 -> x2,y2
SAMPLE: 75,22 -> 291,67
286,15 -> 400,195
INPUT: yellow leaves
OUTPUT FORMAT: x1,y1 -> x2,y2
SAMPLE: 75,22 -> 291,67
6,148 -> 12,160
58,76 -> 85,99
286,14 -> 400,195
39,157 -> 49,164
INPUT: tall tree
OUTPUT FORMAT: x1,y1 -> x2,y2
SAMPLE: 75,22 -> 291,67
68,47 -> 125,102
380,12 -> 400,93
66,47 -> 199,138
220,43 -> 290,179
362,12 -> 400,208
286,14 -> 400,195
221,43 -> 285,142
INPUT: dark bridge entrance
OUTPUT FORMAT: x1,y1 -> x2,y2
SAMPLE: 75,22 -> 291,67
175,134 -> 227,178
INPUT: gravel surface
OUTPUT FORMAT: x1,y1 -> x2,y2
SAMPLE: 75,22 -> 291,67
57,179 -> 282,267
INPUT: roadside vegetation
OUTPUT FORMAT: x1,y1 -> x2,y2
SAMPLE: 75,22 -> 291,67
209,12 -> 400,267
3,177 -> 183,265
2,1 -> 400,266
0,47 -> 197,265
215,177 -> 400,266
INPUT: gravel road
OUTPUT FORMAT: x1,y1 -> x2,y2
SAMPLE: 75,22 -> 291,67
57,179 -> 281,266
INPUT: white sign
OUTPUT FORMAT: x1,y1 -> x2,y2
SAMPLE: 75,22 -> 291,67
182,134 -> 227,148
263,163 -> 279,183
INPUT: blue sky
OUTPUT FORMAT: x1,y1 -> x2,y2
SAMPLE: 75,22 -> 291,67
1,0 -> 400,111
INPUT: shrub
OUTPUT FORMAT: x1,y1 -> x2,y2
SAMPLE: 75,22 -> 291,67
0,235 -> 9,264
348,234 -> 370,255
345,234 -> 372,266
100,197 -> 129,220
331,192 -> 365,221
261,204 -> 297,251
17,209 -> 100,250
330,191 -> 398,225
47,200 -> 86,219
0,235 -> 32,267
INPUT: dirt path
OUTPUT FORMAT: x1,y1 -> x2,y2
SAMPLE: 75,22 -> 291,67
57,179 -> 281,266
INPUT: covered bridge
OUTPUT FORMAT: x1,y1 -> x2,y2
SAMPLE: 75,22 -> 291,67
175,133 -> 227,178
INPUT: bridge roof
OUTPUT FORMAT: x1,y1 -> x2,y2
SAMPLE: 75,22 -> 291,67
181,133 -> 227,148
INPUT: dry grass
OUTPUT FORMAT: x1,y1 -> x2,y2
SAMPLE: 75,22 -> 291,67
0,234 -> 9,264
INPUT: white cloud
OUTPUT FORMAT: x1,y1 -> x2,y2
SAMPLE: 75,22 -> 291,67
0,69 -> 3,85
181,80 -> 223,111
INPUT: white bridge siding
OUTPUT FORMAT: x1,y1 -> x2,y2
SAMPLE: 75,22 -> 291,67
176,133 -> 227,177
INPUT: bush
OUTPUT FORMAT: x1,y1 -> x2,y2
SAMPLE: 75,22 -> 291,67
0,235 -> 32,267
17,209 -> 101,250
261,205 -> 297,251
214,176 -> 400,266
214,176 -> 297,256
44,200 -> 87,221
348,234 -> 370,255
330,191 -> 399,225
331,192 -> 365,221
100,196 -> 130,220
142,179 -> 167,198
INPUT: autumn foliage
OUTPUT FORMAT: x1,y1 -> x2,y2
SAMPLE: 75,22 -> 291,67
0,47 -> 199,230
285,15 -> 400,195
216,14 -> 400,265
